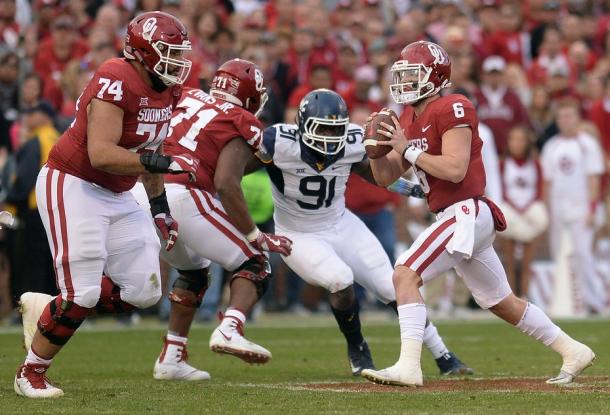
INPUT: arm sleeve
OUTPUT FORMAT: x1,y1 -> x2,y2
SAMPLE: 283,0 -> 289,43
437,97 -> 477,137
5,139 -> 41,205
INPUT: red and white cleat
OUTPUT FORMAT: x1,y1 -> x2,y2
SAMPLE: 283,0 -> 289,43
209,316 -> 271,364
14,364 -> 64,398
19,292 -> 54,351
153,337 -> 210,381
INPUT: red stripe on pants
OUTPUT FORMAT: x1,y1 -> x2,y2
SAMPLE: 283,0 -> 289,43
404,217 -> 456,270
189,190 -> 255,258
46,169 -> 60,288
415,234 -> 453,275
56,172 -> 74,301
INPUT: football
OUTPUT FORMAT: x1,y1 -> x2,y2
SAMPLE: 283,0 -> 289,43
363,108 -> 398,159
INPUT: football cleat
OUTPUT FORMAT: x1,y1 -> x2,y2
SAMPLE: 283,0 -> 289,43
14,364 -> 63,398
435,352 -> 474,376
19,292 -> 54,351
361,363 -> 423,387
209,316 -> 271,364
154,337 -> 210,381
347,341 -> 375,376
547,342 -> 595,384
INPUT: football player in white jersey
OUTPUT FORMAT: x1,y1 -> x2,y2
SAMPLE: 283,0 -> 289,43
250,89 -> 473,376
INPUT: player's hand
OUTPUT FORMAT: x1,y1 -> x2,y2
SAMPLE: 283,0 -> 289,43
247,228 -> 292,256
377,115 -> 408,155
363,111 -> 378,135
149,190 -> 178,251
153,212 -> 179,251
387,178 -> 426,198
168,154 -> 199,182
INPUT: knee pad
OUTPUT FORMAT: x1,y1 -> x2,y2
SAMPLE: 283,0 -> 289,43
38,296 -> 91,346
230,256 -> 271,299
94,276 -> 136,315
169,268 -> 210,308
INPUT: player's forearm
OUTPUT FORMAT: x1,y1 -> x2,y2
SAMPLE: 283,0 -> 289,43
141,172 -> 165,199
216,184 -> 256,235
414,153 -> 468,183
88,141 -> 148,175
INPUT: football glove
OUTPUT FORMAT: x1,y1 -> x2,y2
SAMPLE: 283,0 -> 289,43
149,190 -> 178,251
387,177 -> 426,199
140,153 -> 199,182
246,228 -> 292,256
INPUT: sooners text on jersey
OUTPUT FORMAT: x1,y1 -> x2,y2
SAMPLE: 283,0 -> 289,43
48,58 -> 181,193
163,88 -> 264,193
399,94 -> 486,212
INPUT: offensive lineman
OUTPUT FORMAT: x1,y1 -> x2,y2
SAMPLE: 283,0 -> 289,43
251,89 -> 472,376
131,58 -> 292,381
361,41 -> 595,387
14,12 -> 198,398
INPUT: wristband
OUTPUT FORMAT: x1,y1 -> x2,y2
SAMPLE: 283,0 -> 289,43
402,145 -> 423,165
149,190 -> 170,217
140,153 -> 172,174
246,227 -> 260,242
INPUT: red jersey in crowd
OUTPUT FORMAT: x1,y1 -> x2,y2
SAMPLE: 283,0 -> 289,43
345,173 -> 400,215
48,58 -> 181,193
164,88 -> 264,193
399,95 -> 486,213
473,86 -> 531,155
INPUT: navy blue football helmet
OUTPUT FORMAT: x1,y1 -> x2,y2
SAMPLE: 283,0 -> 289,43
296,89 -> 349,157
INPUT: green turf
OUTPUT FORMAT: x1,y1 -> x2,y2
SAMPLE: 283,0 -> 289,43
0,318 -> 608,414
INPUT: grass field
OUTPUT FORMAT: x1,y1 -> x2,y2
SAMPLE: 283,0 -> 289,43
0,316 -> 609,414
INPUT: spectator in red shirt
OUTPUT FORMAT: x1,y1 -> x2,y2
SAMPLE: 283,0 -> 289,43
474,55 -> 532,154
341,65 -> 383,113
285,64 -> 333,122
286,27 -> 317,86
587,76 -> 610,175
528,25 -> 574,86
485,0 -> 531,68
333,43 -> 359,97
34,14 -> 89,110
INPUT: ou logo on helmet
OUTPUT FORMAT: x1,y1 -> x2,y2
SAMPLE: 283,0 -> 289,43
254,69 -> 264,92
427,44 -> 447,65
142,18 -> 158,41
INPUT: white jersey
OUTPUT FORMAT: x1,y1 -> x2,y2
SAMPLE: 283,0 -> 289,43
262,123 -> 365,232
541,132 -> 604,220
501,157 -> 541,211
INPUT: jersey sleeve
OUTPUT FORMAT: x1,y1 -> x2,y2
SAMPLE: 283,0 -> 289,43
436,97 -> 477,137
89,63 -> 132,111
257,126 -> 277,164
583,135 -> 605,176
234,111 -> 264,152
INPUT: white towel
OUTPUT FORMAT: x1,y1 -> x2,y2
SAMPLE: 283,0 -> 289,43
445,199 -> 476,259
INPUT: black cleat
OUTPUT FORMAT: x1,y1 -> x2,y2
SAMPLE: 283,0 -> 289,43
435,352 -> 474,376
347,341 -> 375,376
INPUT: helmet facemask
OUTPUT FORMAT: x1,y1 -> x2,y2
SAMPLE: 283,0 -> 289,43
389,60 -> 450,105
151,40 -> 192,86
301,116 -> 349,156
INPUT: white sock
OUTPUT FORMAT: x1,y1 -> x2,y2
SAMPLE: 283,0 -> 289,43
25,347 -> 52,366
166,333 -> 187,344
423,321 -> 449,359
221,308 -> 246,330
516,303 -> 561,346
397,303 -> 426,367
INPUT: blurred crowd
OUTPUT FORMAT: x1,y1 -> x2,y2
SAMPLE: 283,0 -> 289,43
1,0 -> 610,322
